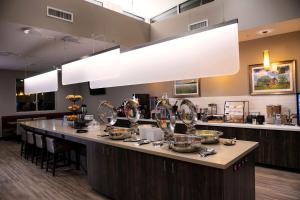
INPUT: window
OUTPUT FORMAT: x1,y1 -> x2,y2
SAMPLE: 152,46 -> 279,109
179,0 -> 214,13
150,6 -> 178,23
151,0 -> 215,23
123,11 -> 145,22
16,79 -> 55,112
202,0 -> 214,5
179,0 -> 201,13
84,0 -> 103,7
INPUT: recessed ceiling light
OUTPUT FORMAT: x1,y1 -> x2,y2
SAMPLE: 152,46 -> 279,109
81,55 -> 89,59
256,29 -> 273,35
22,27 -> 32,35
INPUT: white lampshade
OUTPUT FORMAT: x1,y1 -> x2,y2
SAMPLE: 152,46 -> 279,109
24,70 -> 58,94
62,48 -> 120,85
90,20 -> 239,89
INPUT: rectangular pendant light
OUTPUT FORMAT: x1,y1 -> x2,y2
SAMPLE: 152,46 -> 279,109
62,48 -> 120,85
90,20 -> 239,89
24,70 -> 58,94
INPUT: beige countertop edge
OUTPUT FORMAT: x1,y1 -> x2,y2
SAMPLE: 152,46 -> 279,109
22,121 -> 259,170
85,138 -> 259,170
117,117 -> 300,132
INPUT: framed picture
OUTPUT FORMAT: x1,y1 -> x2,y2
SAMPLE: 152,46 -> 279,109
249,60 -> 296,95
174,79 -> 200,97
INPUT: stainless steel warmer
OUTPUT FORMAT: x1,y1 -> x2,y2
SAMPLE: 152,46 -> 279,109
97,100 -> 118,132
155,98 -> 176,141
179,99 -> 198,134
124,99 -> 141,134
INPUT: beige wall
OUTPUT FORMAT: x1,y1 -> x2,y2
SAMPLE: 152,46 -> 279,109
150,0 -> 300,41
80,81 -> 174,116
201,31 -> 300,96
0,0 -> 150,49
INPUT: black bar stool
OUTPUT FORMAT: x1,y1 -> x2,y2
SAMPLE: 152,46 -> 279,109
26,131 -> 35,162
34,134 -> 46,169
45,137 -> 73,176
20,129 -> 27,158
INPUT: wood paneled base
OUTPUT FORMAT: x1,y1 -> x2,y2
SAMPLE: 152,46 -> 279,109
87,141 -> 255,200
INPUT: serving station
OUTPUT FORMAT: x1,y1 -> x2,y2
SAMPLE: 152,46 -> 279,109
21,119 -> 257,200
21,98 -> 258,200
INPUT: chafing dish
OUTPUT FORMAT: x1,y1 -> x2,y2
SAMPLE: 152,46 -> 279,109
169,135 -> 201,153
179,99 -> 198,134
124,99 -> 140,134
109,128 -> 132,140
97,101 -> 118,132
155,98 -> 176,140
195,130 -> 223,144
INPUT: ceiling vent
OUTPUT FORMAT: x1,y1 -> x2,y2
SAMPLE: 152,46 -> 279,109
0,51 -> 19,57
188,19 -> 208,31
47,6 -> 73,23
62,36 -> 80,43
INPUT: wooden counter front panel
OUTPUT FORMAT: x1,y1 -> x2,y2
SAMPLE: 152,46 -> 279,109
197,125 -> 300,170
87,141 -> 255,200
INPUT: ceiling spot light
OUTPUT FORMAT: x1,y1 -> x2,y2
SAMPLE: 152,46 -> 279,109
257,29 -> 273,35
22,27 -> 32,35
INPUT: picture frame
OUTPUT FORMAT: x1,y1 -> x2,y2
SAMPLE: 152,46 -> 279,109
249,60 -> 296,95
174,78 -> 200,97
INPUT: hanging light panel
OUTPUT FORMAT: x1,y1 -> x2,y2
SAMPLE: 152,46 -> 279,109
90,20 -> 240,89
263,50 -> 270,70
24,70 -> 58,94
62,48 -> 120,85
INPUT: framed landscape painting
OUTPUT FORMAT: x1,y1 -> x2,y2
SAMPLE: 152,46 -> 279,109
249,60 -> 296,95
174,79 -> 200,97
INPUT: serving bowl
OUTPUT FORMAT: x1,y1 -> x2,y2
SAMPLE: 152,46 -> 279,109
109,128 -> 132,140
169,135 -> 201,153
195,130 -> 223,144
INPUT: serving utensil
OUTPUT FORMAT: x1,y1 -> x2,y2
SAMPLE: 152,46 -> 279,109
223,138 -> 236,146
199,147 -> 217,157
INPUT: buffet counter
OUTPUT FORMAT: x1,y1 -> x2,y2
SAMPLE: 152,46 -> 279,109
21,119 -> 258,200
21,119 -> 257,169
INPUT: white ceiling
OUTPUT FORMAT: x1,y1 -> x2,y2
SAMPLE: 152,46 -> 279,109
102,0 -> 186,19
0,22 -> 116,72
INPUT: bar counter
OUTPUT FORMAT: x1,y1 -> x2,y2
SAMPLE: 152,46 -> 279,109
21,119 -> 258,200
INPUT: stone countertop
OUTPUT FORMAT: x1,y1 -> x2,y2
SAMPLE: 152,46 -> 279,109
22,119 -> 258,170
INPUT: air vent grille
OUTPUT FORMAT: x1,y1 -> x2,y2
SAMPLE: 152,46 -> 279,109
188,19 -> 208,31
47,6 -> 73,22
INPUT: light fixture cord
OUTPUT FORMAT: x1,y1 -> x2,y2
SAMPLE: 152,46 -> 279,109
24,55 -> 28,79
93,34 -> 95,54
25,64 -> 27,79
222,0 -> 225,22
63,39 -> 67,64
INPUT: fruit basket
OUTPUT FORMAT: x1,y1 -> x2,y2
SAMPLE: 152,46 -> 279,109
66,95 -> 83,102
65,95 -> 83,122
